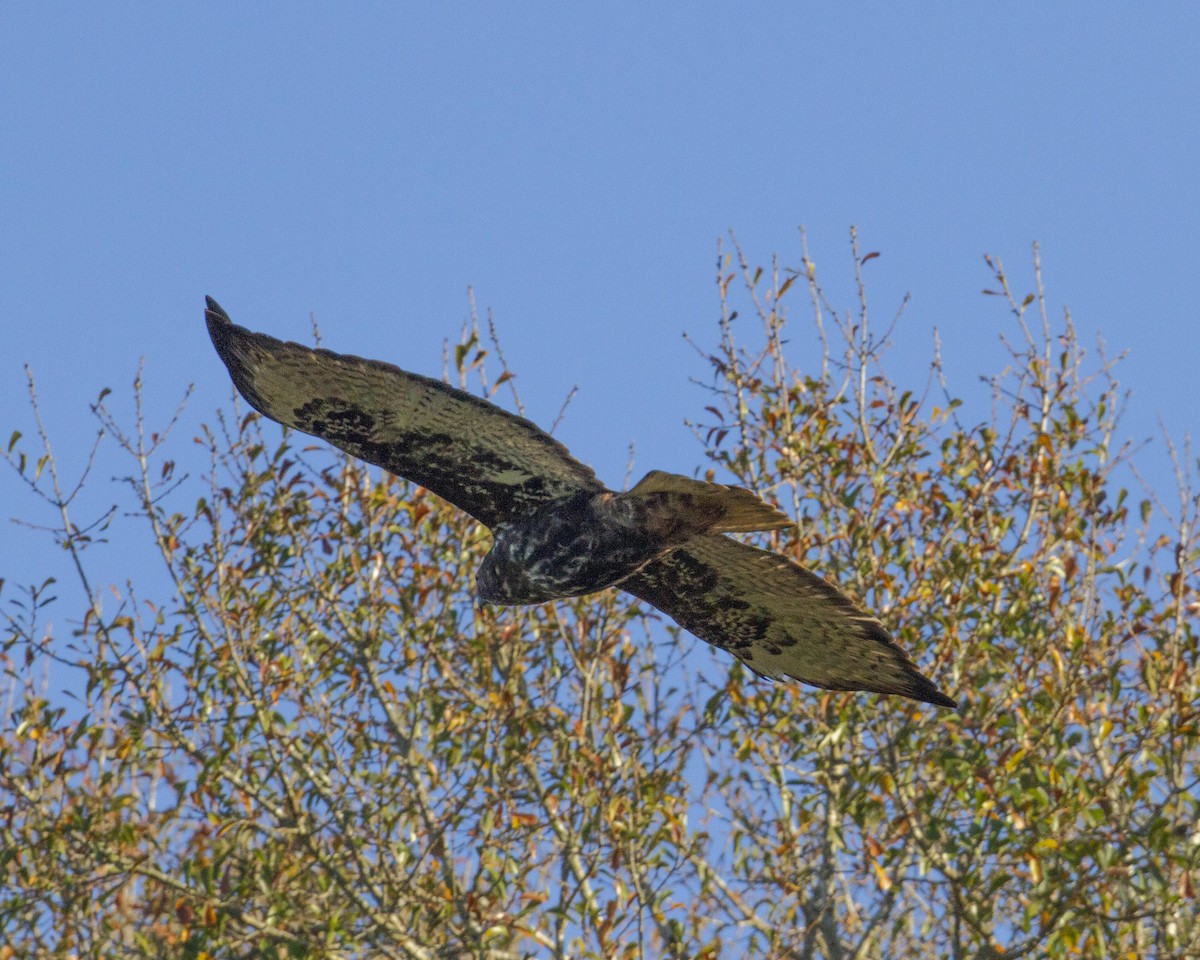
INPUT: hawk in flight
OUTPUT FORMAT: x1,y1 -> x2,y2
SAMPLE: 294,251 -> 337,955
206,298 -> 955,708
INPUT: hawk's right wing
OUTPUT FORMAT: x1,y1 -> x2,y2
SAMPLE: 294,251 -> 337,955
621,534 -> 956,708
206,297 -> 604,529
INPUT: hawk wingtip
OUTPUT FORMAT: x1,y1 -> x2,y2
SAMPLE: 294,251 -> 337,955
913,681 -> 958,710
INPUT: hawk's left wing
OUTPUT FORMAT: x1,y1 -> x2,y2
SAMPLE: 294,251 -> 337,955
205,297 -> 604,528
621,534 -> 956,708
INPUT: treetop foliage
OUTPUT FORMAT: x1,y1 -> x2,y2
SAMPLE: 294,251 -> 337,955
2,235 -> 1197,958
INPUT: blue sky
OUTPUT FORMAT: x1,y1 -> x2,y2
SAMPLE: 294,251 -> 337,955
3,5 -> 1198,621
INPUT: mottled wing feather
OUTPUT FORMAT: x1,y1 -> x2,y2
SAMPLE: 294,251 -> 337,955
621,535 -> 956,708
205,297 -> 603,528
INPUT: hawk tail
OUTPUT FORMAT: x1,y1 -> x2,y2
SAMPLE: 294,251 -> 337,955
628,470 -> 793,534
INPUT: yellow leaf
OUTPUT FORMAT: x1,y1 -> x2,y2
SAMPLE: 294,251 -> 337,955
1004,748 -> 1027,773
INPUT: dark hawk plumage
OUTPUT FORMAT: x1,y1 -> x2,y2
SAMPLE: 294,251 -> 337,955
205,297 -> 956,709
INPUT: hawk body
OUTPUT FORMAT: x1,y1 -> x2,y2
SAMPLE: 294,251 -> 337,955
477,474 -> 790,604
477,491 -> 664,604
205,297 -> 956,709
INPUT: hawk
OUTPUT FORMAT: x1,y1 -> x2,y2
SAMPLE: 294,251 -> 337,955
205,297 -> 956,708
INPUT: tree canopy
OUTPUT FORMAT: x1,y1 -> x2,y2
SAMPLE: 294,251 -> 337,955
3,237 -> 1197,958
